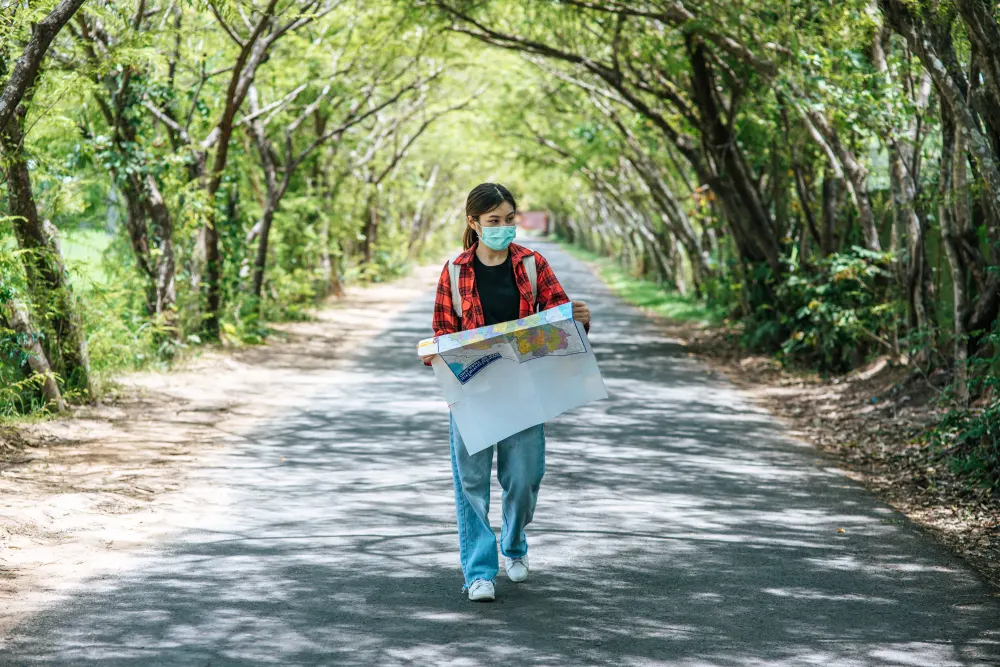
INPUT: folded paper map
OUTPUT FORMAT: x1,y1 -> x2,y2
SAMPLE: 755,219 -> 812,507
417,303 -> 608,454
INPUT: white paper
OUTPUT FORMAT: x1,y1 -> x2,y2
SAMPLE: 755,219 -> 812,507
418,303 -> 608,454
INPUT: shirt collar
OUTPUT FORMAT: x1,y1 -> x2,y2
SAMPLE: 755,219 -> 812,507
454,241 -> 531,265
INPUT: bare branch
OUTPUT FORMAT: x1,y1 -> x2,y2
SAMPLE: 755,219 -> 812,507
208,1 -> 245,47
237,82 -> 309,128
184,59 -> 208,133
270,0 -> 344,45
373,92 -> 478,184
142,100 -> 192,144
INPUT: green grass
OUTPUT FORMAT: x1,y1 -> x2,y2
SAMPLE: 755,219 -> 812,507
61,228 -> 113,288
2,227 -> 114,287
555,239 -> 726,327
1,227 -> 112,287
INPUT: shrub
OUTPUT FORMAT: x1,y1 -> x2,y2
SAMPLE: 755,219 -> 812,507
742,246 -> 898,371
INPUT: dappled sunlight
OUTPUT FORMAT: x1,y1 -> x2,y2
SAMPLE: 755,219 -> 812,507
761,588 -> 898,604
4,240 -> 998,666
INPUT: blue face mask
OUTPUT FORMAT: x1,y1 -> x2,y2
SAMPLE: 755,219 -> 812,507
478,224 -> 516,251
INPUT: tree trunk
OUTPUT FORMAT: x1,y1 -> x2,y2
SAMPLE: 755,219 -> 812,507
0,298 -> 66,412
318,212 -> 334,297
120,177 -> 156,313
200,8 -> 278,339
791,158 -> 822,253
246,87 -> 281,303
661,230 -> 685,295
75,11 -> 180,329
362,191 -> 379,265
628,154 -> 708,294
251,202 -> 277,301
890,144 -> 932,336
880,0 -> 1000,227
407,164 -> 439,253
771,137 -> 789,240
199,217 -> 222,337
802,107 -> 881,252
601,103 -> 710,291
821,171 -> 840,255
687,38 -> 781,274
880,0 -> 1000,356
318,166 -> 344,297
1,108 -> 91,397
954,1 -> 1000,142
144,174 -> 177,328
106,147 -> 177,329
873,27 -> 933,343
939,112 -> 970,405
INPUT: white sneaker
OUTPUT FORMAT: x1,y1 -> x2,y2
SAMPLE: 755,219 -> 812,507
504,554 -> 529,582
467,579 -> 495,601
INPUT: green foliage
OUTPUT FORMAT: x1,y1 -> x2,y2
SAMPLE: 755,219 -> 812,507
926,319 -> 1000,493
742,247 -> 898,371
0,314 -> 34,415
1,231 -> 43,416
70,230 -> 175,376
931,404 -> 1000,493
926,355 -> 1000,493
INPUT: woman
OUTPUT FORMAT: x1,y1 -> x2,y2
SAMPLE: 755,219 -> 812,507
421,183 -> 591,602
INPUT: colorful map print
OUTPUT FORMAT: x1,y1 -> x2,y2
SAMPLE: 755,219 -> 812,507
418,304 -> 587,385
510,325 -> 570,358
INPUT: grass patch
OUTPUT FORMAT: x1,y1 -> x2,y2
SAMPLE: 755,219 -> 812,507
62,228 -> 113,289
61,228 -> 111,267
555,239 -> 726,327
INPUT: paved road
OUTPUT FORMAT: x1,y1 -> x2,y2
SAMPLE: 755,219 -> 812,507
3,239 -> 998,666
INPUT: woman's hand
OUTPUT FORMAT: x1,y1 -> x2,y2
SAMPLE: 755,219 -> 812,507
421,353 -> 438,365
572,300 -> 591,326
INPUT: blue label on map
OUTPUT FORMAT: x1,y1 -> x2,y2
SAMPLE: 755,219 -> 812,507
457,352 -> 502,384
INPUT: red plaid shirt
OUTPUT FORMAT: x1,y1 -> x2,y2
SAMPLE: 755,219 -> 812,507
425,242 -> 587,365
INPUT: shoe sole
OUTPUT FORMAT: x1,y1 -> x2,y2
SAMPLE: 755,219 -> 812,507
469,592 -> 495,602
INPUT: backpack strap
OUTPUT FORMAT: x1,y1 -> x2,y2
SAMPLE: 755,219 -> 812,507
449,252 -> 539,320
448,258 -> 462,319
523,254 -> 538,312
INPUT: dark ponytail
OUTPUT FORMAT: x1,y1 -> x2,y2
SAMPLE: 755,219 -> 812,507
463,226 -> 479,251
464,182 -> 517,250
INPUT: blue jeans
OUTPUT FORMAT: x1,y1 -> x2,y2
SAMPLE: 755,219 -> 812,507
449,412 -> 546,590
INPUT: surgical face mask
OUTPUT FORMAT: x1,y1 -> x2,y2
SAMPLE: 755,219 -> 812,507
477,223 -> 516,251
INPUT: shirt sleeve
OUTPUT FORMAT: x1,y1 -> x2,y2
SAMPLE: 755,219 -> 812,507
427,261 -> 460,366
534,252 -> 590,334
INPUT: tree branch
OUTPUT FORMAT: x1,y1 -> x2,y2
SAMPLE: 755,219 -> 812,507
142,100 -> 191,144
237,82 -> 310,128
207,1 -> 245,47
0,0 -> 88,131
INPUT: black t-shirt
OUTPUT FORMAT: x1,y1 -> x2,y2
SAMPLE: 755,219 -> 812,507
473,252 -> 520,326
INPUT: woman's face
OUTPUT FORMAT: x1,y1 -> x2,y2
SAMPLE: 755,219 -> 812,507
468,201 -> 515,234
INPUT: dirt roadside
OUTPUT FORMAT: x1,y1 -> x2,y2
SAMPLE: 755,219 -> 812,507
0,260 -> 443,640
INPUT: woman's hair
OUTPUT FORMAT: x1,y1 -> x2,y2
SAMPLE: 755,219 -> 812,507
463,183 -> 517,250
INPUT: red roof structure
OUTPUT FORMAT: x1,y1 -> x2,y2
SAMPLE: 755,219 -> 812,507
515,210 -> 549,234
